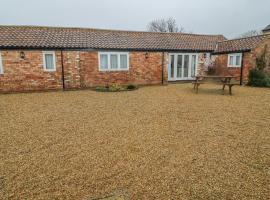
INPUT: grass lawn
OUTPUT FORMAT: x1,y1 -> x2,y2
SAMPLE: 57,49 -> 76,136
0,84 -> 269,200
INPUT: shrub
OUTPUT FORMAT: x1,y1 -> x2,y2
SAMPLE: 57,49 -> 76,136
248,69 -> 270,87
96,86 -> 109,92
95,84 -> 138,92
126,84 -> 137,90
110,84 -> 122,92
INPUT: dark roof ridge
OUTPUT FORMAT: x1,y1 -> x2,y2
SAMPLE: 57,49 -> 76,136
0,25 -> 225,38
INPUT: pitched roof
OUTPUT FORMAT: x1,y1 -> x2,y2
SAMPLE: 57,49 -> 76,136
0,25 -> 226,51
263,24 -> 270,32
214,35 -> 267,54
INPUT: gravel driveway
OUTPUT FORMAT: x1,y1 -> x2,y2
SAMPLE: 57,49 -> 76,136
0,84 -> 269,200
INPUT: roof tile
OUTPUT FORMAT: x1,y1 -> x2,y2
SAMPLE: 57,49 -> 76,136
0,26 -> 226,51
215,35 -> 267,53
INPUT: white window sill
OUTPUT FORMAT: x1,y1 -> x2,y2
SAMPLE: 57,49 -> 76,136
99,69 -> 129,72
227,66 -> 241,68
44,69 -> 56,72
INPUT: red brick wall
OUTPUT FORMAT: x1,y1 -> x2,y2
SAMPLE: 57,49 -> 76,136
242,53 -> 253,83
0,50 -> 168,92
0,50 -> 63,92
80,51 -> 167,87
213,52 -> 253,84
0,50 -> 82,92
251,35 -> 270,74
62,51 -> 81,89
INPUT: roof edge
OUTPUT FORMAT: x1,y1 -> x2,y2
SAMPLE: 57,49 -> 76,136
262,24 -> 270,31
217,34 -> 266,44
212,49 -> 251,55
0,24 -> 226,38
0,46 -> 215,52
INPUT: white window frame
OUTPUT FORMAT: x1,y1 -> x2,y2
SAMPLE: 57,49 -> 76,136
43,51 -> 56,72
0,51 -> 3,74
168,53 -> 198,81
228,53 -> 242,68
98,52 -> 129,71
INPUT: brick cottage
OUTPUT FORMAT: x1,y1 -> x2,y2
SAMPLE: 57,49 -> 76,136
0,25 -> 269,93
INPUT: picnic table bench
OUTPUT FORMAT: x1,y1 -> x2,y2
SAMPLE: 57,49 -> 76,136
192,75 -> 238,95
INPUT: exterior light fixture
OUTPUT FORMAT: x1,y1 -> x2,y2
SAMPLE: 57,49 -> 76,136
145,52 -> 149,59
20,51 -> 25,59
203,53 -> 207,59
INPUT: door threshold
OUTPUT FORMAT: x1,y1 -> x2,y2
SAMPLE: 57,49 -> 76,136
168,80 -> 195,84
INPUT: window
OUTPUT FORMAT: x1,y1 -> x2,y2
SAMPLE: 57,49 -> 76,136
191,55 -> 197,77
100,54 -> 108,70
235,55 -> 241,66
229,55 -> 234,66
183,55 -> 189,77
99,52 -> 129,71
228,53 -> 242,67
110,54 -> 118,69
177,55 -> 182,78
0,52 -> 3,74
43,51 -> 56,71
120,54 -> 128,69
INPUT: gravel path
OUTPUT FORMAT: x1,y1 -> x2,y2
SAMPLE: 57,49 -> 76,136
0,84 -> 269,200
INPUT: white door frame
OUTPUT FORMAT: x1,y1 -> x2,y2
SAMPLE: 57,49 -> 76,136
168,53 -> 198,81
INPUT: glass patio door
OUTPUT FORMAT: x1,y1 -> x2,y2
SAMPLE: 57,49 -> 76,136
168,53 -> 198,81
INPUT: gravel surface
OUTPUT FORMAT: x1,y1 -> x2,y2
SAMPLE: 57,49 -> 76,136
0,84 -> 269,200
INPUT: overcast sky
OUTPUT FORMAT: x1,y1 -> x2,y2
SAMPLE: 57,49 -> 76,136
0,0 -> 269,38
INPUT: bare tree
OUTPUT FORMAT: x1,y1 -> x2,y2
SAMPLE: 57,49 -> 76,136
238,30 -> 262,38
147,19 -> 167,32
147,18 -> 185,33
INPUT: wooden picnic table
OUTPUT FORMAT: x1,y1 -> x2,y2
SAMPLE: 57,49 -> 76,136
192,75 -> 238,95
